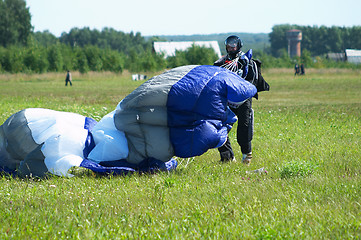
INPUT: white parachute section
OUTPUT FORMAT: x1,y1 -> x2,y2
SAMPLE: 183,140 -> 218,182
0,108 -> 90,176
87,110 -> 128,163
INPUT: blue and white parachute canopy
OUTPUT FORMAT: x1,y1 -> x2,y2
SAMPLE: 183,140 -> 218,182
0,65 -> 256,177
114,65 -> 257,163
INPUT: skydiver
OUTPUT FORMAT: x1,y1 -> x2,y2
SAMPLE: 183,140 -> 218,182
214,35 -> 269,165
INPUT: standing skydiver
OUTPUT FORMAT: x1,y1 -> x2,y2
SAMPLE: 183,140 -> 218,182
214,35 -> 270,165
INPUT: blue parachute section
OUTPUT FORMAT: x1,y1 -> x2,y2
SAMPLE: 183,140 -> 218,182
80,158 -> 178,175
242,49 -> 253,78
167,65 -> 257,157
83,117 -> 97,159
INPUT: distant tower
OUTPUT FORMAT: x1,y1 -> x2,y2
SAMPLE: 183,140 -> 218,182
286,29 -> 302,58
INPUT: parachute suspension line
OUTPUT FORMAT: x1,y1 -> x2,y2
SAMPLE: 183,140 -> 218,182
184,157 -> 195,168
220,57 -> 239,73
175,157 -> 195,168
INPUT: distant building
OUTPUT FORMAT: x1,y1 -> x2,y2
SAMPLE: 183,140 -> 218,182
153,41 -> 222,58
345,49 -> 361,64
326,52 -> 346,62
286,29 -> 302,58
327,49 -> 361,64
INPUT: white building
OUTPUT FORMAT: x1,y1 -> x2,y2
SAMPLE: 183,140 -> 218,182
345,49 -> 361,64
153,41 -> 222,58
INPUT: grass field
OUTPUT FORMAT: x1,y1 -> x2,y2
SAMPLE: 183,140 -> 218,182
1,68 -> 360,239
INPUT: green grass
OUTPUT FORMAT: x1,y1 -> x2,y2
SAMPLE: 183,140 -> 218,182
1,68 -> 361,239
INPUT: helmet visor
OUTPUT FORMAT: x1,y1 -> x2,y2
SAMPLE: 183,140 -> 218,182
225,37 -> 239,47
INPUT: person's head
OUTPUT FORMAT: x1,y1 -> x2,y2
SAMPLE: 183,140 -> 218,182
225,35 -> 243,58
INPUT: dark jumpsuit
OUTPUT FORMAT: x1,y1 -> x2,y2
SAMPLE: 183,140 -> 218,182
214,53 -> 258,161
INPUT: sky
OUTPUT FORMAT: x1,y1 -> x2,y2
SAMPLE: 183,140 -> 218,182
26,0 -> 361,37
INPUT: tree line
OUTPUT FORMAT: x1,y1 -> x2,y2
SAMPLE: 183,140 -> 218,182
0,26 -> 219,73
1,0 -> 360,74
0,33 -> 219,73
269,24 -> 361,57
0,0 -> 219,73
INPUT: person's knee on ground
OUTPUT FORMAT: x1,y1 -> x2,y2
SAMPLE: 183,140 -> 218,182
218,137 -> 235,162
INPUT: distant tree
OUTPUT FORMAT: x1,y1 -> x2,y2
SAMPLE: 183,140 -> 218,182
328,26 -> 343,52
60,27 -> 93,47
0,46 -> 7,72
185,44 -> 219,65
74,48 -> 89,74
139,50 -> 166,72
0,0 -> 32,46
167,44 -> 218,68
348,26 -> 361,49
98,27 -> 129,51
299,26 -> 313,54
47,44 -> 64,72
300,49 -> 312,67
23,45 -> 48,73
83,45 -> 103,71
60,44 -> 76,71
314,26 -> 329,55
167,53 -> 187,68
269,24 -> 293,57
1,46 -> 25,72
59,27 -> 150,55
125,48 -> 142,72
32,30 -> 59,47
102,49 -> 124,73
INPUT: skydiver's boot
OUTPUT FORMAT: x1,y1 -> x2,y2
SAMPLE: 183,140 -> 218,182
242,152 -> 252,165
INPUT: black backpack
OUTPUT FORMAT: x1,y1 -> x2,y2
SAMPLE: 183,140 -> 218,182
245,59 -> 270,99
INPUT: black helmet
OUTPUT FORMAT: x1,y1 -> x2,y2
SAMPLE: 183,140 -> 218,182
225,35 -> 243,57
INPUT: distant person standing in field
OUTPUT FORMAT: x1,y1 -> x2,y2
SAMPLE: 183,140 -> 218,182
294,63 -> 300,76
300,64 -> 305,75
65,70 -> 72,86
